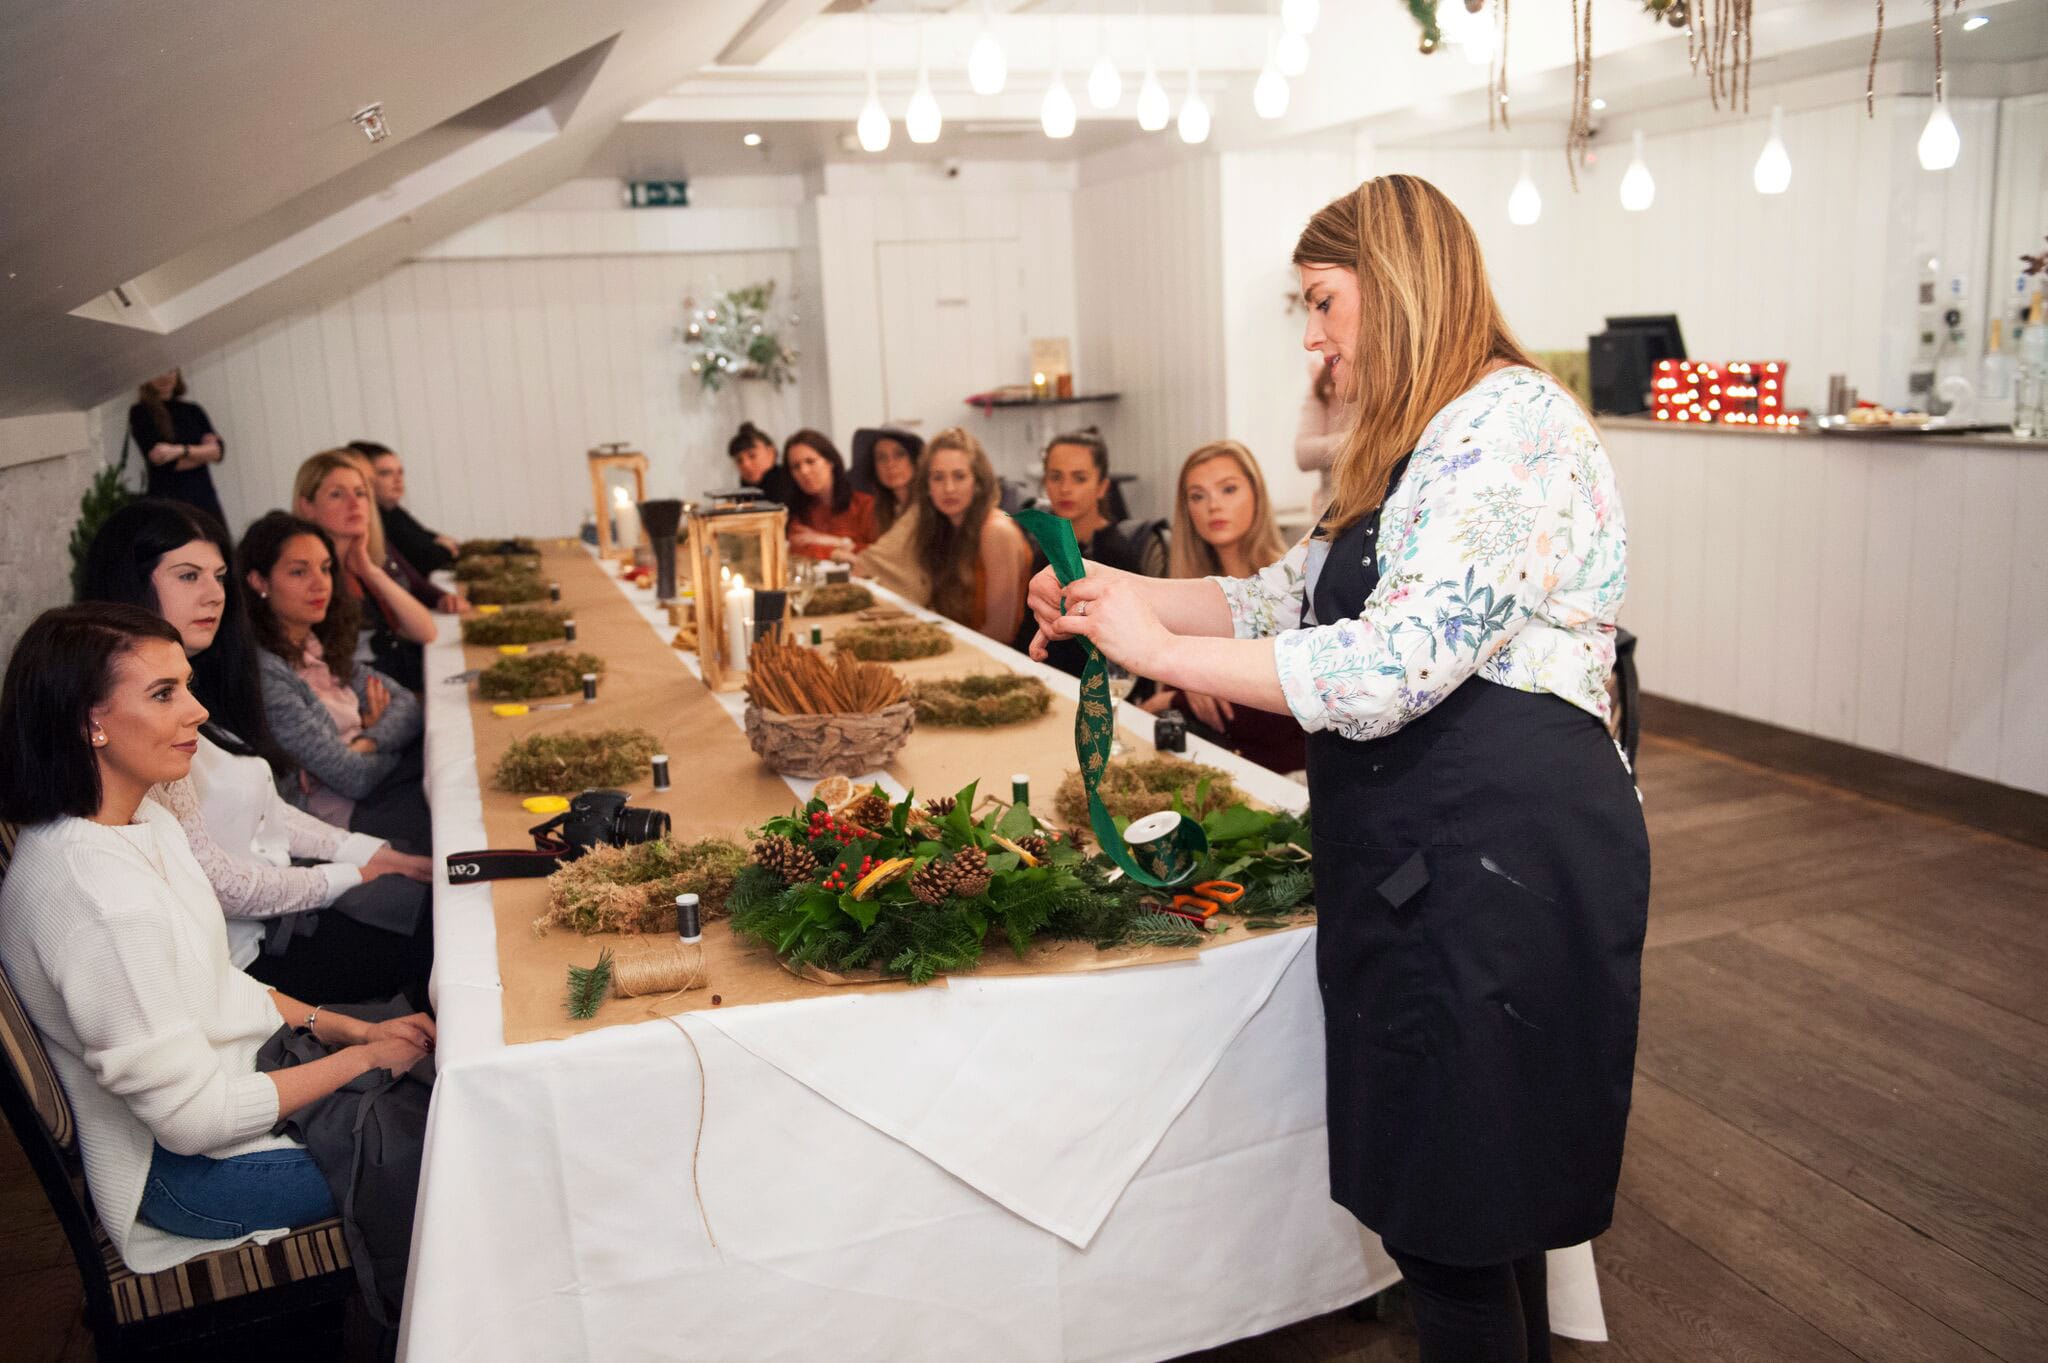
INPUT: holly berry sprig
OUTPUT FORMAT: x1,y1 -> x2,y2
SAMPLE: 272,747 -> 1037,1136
808,810 -> 873,844
820,853 -> 876,893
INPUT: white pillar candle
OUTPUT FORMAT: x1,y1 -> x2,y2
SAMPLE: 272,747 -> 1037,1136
724,573 -> 752,675
611,489 -> 641,559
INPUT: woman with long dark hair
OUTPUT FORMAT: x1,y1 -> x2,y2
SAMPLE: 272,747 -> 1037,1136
0,602 -> 432,1283
784,428 -> 879,561
849,426 -> 924,536
1029,175 -> 1647,1363
1010,427 -> 1142,677
127,368 -> 226,523
78,499 -> 433,1005
239,512 -> 429,853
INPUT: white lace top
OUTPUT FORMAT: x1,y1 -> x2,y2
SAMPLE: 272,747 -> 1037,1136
145,734 -> 385,967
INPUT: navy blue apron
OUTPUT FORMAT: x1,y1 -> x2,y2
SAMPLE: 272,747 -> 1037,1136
1304,464 -> 1650,1267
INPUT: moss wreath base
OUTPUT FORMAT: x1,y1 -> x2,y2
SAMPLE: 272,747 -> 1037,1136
493,728 -> 659,793
910,672 -> 1053,727
797,583 -> 875,617
834,621 -> 952,661
477,651 -> 604,700
468,568 -> 549,606
1054,755 -> 1241,828
537,837 -> 748,936
461,608 -> 568,646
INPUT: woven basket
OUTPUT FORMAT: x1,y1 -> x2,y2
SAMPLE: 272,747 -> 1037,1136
744,701 -> 916,778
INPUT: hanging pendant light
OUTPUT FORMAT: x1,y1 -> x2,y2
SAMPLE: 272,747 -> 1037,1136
1042,24 -> 1077,142
1088,14 -> 1122,109
1136,64 -> 1169,130
1177,68 -> 1210,144
1619,129 -> 1655,211
856,13 -> 890,153
1753,105 -> 1791,193
967,0 -> 1007,96
1282,0 -> 1320,36
1917,100 -> 1960,170
1253,40 -> 1290,121
1508,151 -> 1542,225
906,20 -> 942,144
1276,29 -> 1311,78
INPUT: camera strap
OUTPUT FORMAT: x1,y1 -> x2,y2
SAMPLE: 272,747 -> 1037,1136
443,813 -> 574,884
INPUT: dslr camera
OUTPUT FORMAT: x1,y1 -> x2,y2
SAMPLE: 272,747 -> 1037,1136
444,788 -> 670,884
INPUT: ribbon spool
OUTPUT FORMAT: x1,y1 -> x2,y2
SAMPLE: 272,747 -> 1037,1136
1012,509 -> 1207,889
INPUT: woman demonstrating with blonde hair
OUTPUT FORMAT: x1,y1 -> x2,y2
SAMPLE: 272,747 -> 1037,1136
1028,176 -> 1648,1363
1138,441 -> 1302,775
910,427 -> 1031,643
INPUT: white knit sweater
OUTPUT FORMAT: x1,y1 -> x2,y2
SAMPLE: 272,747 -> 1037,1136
0,804 -> 300,1272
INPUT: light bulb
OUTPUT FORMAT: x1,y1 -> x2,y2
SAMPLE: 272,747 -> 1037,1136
1917,100 -> 1960,171
1462,13 -> 1495,67
1177,71 -> 1210,144
1620,129 -> 1655,211
1276,30 -> 1310,78
1507,151 -> 1541,225
1042,75 -> 1077,139
1753,105 -> 1790,194
1136,65 -> 1170,131
907,80 -> 941,144
857,83 -> 891,153
967,7 -> 1007,96
1088,53 -> 1122,109
1253,62 -> 1290,119
1281,0 -> 1321,36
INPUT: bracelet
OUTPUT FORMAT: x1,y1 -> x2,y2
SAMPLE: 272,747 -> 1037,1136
298,1005 -> 321,1036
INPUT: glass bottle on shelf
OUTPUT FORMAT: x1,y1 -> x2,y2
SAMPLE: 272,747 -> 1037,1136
2015,294 -> 2048,439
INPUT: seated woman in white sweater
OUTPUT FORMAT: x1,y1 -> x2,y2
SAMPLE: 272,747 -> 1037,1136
0,603 -> 433,1273
78,499 -> 434,1006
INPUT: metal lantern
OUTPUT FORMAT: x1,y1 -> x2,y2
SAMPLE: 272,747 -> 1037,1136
587,446 -> 650,564
686,502 -> 789,692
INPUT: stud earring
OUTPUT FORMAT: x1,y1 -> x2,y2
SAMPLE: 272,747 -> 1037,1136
90,725 -> 107,748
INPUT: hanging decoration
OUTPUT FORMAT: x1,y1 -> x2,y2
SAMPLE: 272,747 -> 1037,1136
678,282 -> 799,392
1405,0 -> 1444,54
1567,0 -> 1594,190
1488,0 -> 1512,132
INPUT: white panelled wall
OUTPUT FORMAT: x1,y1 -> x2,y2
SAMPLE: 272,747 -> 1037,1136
90,177 -> 812,540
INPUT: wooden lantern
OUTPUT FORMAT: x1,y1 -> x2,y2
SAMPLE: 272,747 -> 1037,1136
587,446 -> 650,563
687,503 -> 789,692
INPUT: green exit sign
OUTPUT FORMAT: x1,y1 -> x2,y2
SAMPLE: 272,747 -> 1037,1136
622,180 -> 690,208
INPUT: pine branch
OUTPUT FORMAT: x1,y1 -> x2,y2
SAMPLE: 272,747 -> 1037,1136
566,948 -> 615,1020
1122,913 -> 1206,949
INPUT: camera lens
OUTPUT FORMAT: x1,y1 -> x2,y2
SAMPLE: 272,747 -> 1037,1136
614,806 -> 671,845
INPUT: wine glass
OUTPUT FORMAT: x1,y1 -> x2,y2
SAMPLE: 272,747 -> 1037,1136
788,558 -> 818,620
1104,661 -> 1136,757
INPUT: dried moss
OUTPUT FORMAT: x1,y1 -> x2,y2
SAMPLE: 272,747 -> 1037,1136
493,728 -> 658,793
477,651 -> 604,700
467,567 -> 549,605
1055,755 -> 1240,828
796,583 -> 875,616
835,621 -> 952,661
460,608 -> 569,646
538,837 -> 749,936
457,537 -> 539,560
911,673 -> 1053,727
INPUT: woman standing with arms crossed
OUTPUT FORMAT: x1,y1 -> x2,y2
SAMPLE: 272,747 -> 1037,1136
1029,176 -> 1648,1363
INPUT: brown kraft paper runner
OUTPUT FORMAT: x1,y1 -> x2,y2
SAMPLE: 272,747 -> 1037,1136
476,544 -> 1294,1045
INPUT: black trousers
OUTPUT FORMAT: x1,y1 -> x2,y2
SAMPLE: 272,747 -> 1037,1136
244,879 -> 434,1009
1386,1243 -> 1550,1363
347,750 -> 433,856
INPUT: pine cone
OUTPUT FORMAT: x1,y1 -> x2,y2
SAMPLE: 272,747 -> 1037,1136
923,795 -> 956,817
949,846 -> 991,898
752,835 -> 819,886
910,859 -> 953,906
1017,834 -> 1050,861
848,792 -> 894,830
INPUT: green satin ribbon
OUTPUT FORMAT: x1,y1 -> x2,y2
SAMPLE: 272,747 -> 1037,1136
1013,509 -> 1207,889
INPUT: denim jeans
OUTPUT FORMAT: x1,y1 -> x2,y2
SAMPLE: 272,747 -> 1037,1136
136,1142 -> 336,1240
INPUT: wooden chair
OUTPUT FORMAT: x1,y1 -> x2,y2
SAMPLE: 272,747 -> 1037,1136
0,823 -> 357,1360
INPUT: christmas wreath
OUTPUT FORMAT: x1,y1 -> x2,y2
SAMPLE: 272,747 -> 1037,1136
461,608 -> 569,646
679,283 -> 798,392
729,783 -> 1317,984
457,537 -> 540,560
910,673 -> 1053,727
797,582 -> 875,616
494,728 -> 658,793
538,837 -> 749,936
467,566 -> 549,605
477,651 -> 604,700
835,621 -> 953,661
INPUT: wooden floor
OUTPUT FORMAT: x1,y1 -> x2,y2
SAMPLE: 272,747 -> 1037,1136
4,734 -> 2044,1362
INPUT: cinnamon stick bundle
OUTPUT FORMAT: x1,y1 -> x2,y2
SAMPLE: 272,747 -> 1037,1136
744,640 -> 908,716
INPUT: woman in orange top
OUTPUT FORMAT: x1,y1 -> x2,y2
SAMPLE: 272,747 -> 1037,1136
784,430 -> 878,562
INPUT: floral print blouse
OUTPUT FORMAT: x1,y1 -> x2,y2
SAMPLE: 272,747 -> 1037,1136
1216,366 -> 1626,742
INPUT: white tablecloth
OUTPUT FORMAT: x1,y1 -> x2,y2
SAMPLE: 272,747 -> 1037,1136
399,556 -> 1605,1360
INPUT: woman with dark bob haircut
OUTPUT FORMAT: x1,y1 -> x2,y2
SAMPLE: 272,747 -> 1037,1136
0,603 -> 433,1290
78,499 -> 434,1006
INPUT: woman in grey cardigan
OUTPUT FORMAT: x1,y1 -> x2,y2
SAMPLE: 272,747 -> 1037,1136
241,513 -> 431,853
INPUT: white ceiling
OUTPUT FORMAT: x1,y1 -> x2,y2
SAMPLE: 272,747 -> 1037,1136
2,0 -> 2040,419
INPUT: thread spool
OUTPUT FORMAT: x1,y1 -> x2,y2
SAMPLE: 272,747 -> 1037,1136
582,672 -> 599,702
549,581 -> 562,602
651,753 -> 671,791
611,894 -> 708,998
809,626 -> 823,646
564,618 -> 578,642
1011,773 -> 1030,808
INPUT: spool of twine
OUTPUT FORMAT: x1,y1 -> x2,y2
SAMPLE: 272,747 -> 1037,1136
612,894 -> 709,999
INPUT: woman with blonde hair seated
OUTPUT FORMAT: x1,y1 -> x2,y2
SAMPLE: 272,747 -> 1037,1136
1138,441 -> 1304,775
293,448 -> 443,691
905,427 -> 1032,642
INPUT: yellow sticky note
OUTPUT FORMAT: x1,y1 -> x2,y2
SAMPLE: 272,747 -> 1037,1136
521,796 -> 571,815
497,644 -> 528,656
476,604 -> 503,615
491,703 -> 530,718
